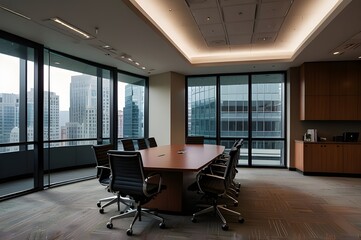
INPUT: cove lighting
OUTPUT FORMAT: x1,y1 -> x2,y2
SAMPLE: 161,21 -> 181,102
128,0 -> 351,65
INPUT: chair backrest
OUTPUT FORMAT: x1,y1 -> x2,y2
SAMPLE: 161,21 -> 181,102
92,144 -> 113,180
121,139 -> 135,151
147,137 -> 157,148
137,138 -> 148,150
223,147 -> 238,188
186,136 -> 204,144
108,151 -> 146,201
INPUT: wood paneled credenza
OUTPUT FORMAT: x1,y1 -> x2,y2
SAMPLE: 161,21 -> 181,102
295,140 -> 361,175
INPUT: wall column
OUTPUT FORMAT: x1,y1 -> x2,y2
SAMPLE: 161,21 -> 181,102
149,72 -> 185,145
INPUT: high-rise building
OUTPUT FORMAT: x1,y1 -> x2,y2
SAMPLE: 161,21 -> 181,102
0,93 -> 19,145
123,83 -> 144,138
68,75 -> 97,141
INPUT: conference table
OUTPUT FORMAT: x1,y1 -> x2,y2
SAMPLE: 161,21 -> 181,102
139,144 -> 225,213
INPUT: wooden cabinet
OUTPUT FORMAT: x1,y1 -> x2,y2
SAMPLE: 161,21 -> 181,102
295,141 -> 361,174
343,144 -> 361,174
300,61 -> 361,120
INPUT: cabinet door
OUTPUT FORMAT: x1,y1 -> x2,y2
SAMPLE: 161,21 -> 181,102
323,144 -> 343,173
343,144 -> 361,174
295,141 -> 304,171
304,96 -> 329,120
304,144 -> 323,172
302,63 -> 330,95
329,96 -> 358,120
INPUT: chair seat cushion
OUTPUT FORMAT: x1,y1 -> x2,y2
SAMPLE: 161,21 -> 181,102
199,176 -> 225,195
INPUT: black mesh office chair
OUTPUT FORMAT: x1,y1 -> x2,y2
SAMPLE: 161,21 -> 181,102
191,147 -> 244,230
137,138 -> 148,150
210,139 -> 243,206
186,136 -> 204,144
121,139 -> 135,151
147,137 -> 157,148
92,144 -> 133,214
106,151 -> 166,236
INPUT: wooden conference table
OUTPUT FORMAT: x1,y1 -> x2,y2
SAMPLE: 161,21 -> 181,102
139,144 -> 225,213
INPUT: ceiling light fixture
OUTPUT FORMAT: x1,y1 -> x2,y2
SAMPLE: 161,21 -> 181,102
333,51 -> 341,55
0,5 -> 31,20
50,17 -> 93,39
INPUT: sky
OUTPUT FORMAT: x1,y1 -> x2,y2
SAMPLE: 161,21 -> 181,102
0,53 -> 125,111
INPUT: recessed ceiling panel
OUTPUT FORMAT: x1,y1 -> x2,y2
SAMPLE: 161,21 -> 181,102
257,0 -> 292,19
222,4 -> 257,22
205,36 -> 228,46
220,0 -> 257,7
226,21 -> 254,35
191,7 -> 222,25
186,0 -> 217,9
254,18 -> 283,33
199,23 -> 225,37
252,32 -> 277,43
228,34 -> 252,45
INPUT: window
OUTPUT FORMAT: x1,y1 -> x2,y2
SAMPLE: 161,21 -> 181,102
187,72 -> 286,167
187,76 -> 216,143
0,36 -> 36,195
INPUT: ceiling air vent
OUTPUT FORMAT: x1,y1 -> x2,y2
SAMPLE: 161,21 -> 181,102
332,31 -> 361,54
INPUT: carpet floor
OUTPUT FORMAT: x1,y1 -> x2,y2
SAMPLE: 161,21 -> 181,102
1,168 -> 361,239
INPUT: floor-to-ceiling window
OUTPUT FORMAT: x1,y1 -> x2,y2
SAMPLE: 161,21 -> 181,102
43,50 -> 113,186
0,30 -> 148,200
0,36 -> 37,196
187,72 -> 286,167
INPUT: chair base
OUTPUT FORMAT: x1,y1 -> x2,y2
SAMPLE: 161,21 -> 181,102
97,195 -> 134,214
191,200 -> 244,230
106,203 -> 165,236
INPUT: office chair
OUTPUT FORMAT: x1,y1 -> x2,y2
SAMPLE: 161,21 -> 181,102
106,151 -> 166,236
191,146 -> 244,230
211,139 -> 244,205
186,136 -> 204,144
121,139 -> 135,151
92,144 -> 133,214
137,138 -> 148,150
147,137 -> 158,148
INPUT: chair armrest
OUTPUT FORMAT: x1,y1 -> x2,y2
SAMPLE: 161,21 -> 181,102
196,171 -> 225,194
96,165 -> 110,170
208,163 -> 226,176
144,173 -> 162,195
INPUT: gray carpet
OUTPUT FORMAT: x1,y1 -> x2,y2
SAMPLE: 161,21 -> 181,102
1,168 -> 361,239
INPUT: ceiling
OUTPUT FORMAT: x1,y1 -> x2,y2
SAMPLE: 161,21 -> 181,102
0,0 -> 360,76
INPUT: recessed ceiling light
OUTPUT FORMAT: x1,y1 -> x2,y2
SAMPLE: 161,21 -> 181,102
358,56 -> 361,59
333,51 -> 341,55
0,5 -> 31,20
50,17 -> 93,39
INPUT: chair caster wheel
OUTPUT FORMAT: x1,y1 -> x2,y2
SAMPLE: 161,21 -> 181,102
191,217 -> 197,223
221,224 -> 229,231
239,217 -> 245,223
106,222 -> 113,229
126,229 -> 133,236
159,222 -> 166,229
99,208 -> 104,214
97,202 -> 101,208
